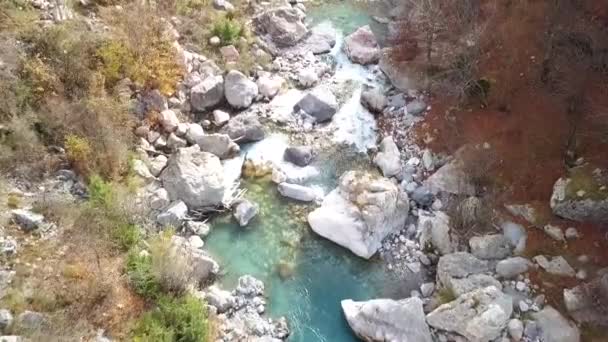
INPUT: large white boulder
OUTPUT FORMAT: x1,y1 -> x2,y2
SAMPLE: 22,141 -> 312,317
160,145 -> 226,209
225,70 -> 258,109
342,297 -> 432,342
307,171 -> 409,259
343,25 -> 380,65
426,286 -> 513,342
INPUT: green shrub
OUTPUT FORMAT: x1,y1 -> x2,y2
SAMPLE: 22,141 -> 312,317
211,17 -> 243,46
132,294 -> 210,342
126,249 -> 162,300
113,223 -> 141,251
87,175 -> 114,207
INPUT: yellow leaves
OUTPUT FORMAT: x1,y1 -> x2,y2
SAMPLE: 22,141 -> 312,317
65,134 -> 92,175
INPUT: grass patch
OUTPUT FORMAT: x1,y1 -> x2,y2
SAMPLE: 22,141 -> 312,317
566,165 -> 608,201
131,294 -> 211,342
437,286 -> 457,304
126,249 -> 162,301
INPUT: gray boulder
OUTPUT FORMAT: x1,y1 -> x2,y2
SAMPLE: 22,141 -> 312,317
496,257 -> 531,279
425,149 -> 475,195
11,210 -> 44,232
469,234 -> 512,260
343,25 -> 380,65
283,146 -> 313,167
205,286 -> 235,313
360,88 -> 387,114
341,297 -> 432,342
277,183 -> 317,202
171,236 -> 219,283
156,200 -> 188,228
224,70 -> 258,109
406,99 -> 427,116
308,171 -> 409,259
437,252 -> 500,296
534,255 -> 576,277
532,306 -> 580,342
294,87 -> 338,123
257,73 -> 284,99
190,75 -> 224,111
373,136 -> 401,177
253,7 -> 308,47
301,24 -> 337,54
195,133 -> 240,159
160,146 -> 226,209
185,123 -> 205,145
426,286 -> 513,342
233,200 -> 259,227
411,185 -> 435,207
563,274 -> 608,327
550,168 -> 608,223
0,309 -> 13,331
236,275 -> 264,297
418,211 -> 453,255
213,0 -> 234,11
220,114 -> 265,143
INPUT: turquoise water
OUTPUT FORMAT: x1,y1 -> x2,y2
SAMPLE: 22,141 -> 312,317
206,146 -> 400,342
205,2 -> 399,341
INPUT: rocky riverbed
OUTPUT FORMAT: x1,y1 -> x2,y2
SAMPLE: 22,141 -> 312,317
2,0 -> 608,341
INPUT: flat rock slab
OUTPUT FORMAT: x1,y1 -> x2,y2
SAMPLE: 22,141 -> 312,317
342,297 -> 432,342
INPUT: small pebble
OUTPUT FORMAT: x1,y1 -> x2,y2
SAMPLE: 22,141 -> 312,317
519,301 -> 530,312
576,269 -> 588,280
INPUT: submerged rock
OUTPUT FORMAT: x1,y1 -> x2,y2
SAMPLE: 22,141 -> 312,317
160,146 -> 225,209
307,171 -> 409,259
233,199 -> 259,227
283,146 -> 313,167
341,297 -> 432,342
277,183 -> 317,202
343,25 -> 380,65
426,286 -> 512,342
